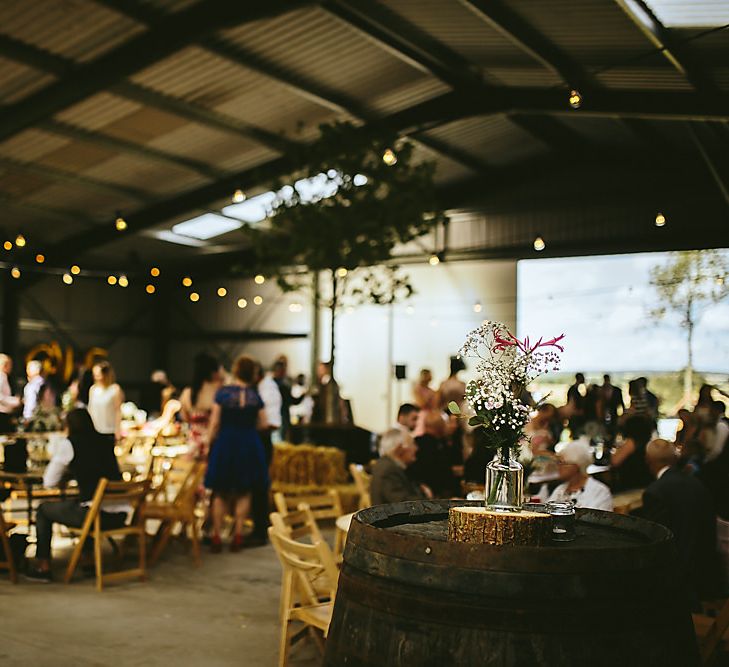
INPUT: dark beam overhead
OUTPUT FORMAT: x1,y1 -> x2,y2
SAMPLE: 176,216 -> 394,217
459,0 -> 595,89
615,0 -> 720,93
0,0 -> 315,144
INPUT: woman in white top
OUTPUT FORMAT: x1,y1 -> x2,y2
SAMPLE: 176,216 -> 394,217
548,438 -> 613,511
87,361 -> 123,445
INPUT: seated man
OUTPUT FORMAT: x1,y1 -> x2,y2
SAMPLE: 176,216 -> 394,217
25,408 -> 129,582
394,403 -> 419,434
547,438 -> 613,511
639,438 -> 721,609
370,429 -> 431,505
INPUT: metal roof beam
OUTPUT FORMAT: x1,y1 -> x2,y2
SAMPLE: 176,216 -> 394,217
615,0 -> 719,93
459,0 -> 595,88
0,0 -> 315,144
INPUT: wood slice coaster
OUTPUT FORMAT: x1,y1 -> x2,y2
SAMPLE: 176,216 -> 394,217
448,506 -> 552,546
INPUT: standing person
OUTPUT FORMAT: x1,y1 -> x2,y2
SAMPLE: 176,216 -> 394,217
566,372 -> 586,438
25,408 -> 126,582
437,357 -> 466,410
87,361 -> 123,446
272,358 -> 293,442
22,360 -> 45,421
179,354 -> 222,461
0,354 -> 20,432
638,377 -> 659,420
601,374 -> 624,435
205,355 -> 269,553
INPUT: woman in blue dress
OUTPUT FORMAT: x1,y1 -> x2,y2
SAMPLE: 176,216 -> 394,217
205,355 -> 269,552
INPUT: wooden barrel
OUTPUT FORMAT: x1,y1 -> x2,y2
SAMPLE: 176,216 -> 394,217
324,500 -> 699,667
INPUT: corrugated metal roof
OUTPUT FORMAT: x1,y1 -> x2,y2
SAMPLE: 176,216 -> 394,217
381,0 -> 562,87
0,0 -> 144,63
0,57 -> 55,104
410,142 -> 475,185
82,153 -> 207,196
0,129 -> 71,161
221,7 -> 446,117
55,93 -> 144,130
425,115 -> 549,166
22,180 -> 135,216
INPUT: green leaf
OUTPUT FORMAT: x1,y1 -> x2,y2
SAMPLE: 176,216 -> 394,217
468,416 -> 483,427
447,401 -> 461,415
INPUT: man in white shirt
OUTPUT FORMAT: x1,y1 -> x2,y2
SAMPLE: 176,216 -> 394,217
0,354 -> 20,431
23,360 -> 45,421
548,438 -> 613,511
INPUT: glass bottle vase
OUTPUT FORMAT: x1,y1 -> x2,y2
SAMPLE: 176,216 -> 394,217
485,449 -> 524,512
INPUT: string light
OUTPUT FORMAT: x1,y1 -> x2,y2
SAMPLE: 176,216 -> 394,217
35,254 -> 45,264
254,274 -> 265,285
217,287 -> 227,297
107,275 -> 117,286
150,267 -> 160,277
15,235 -> 26,247
473,302 -> 482,313
145,284 -> 155,294
237,298 -> 248,309
118,275 -> 129,288
336,267 -> 348,278
10,267 -> 20,279
115,216 -> 127,231
253,295 -> 263,305
190,292 -> 200,302
428,254 -> 440,266
70,265 -> 81,275
232,189 -> 246,203
655,212 -> 666,227
382,148 -> 397,166
568,89 -> 582,109
533,235 -> 546,251
62,273 -> 73,285
3,241 -> 12,251
288,302 -> 303,313
182,277 -> 192,287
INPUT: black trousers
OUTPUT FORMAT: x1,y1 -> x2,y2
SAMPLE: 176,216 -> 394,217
35,500 -> 126,560
251,431 -> 273,540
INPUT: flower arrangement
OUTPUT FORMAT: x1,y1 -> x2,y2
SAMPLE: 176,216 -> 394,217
450,321 -> 565,509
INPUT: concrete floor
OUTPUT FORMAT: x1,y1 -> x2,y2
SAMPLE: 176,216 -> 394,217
0,536 -> 321,667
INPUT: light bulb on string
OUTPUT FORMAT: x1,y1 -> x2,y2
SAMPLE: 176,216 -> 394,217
253,295 -> 263,306
15,235 -> 26,247
382,148 -> 397,166
406,305 -> 415,315
336,267 -> 348,278
115,216 -> 127,231
533,235 -> 546,251
288,302 -> 303,313
217,287 -> 227,297
118,275 -> 129,288
473,302 -> 482,314
10,267 -> 20,279
568,89 -> 582,109
182,277 -> 192,287
62,273 -> 73,285
70,265 -> 81,275
190,292 -> 200,302
107,275 -> 117,286
3,241 -> 12,251
237,298 -> 248,309
655,212 -> 666,227
150,267 -> 160,277
145,284 -> 156,294
232,189 -> 246,203
254,274 -> 265,285
35,254 -> 45,264
428,254 -> 440,266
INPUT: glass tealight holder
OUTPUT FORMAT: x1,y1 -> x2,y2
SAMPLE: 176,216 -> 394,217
546,500 -> 576,542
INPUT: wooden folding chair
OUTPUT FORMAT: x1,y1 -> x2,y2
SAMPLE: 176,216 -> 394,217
268,524 -> 339,667
0,512 -> 17,584
145,461 -> 205,566
63,478 -> 149,591
270,505 -> 325,544
349,463 -> 372,510
274,489 -> 346,557
694,597 -> 729,664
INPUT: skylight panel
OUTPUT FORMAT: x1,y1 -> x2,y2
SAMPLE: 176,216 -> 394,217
172,213 -> 242,240
641,0 -> 729,27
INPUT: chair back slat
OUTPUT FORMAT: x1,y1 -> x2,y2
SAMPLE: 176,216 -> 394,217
270,506 -> 324,543
274,489 -> 343,521
349,463 -> 372,510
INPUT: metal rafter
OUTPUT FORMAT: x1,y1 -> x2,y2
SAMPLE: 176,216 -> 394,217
615,0 -> 719,93
0,0 -> 315,144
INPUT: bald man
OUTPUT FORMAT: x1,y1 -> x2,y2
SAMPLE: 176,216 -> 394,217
640,439 -> 720,608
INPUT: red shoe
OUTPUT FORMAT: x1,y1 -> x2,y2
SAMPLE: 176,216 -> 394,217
230,534 -> 244,553
210,535 -> 222,554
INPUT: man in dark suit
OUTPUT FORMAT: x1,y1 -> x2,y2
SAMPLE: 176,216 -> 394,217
640,438 -> 720,609
370,429 -> 431,505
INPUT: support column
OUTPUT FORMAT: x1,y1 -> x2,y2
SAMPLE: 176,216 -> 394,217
310,271 -> 320,383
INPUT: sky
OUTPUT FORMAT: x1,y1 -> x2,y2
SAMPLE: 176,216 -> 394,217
517,250 -> 729,374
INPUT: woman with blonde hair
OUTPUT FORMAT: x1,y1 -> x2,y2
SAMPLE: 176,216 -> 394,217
87,360 -> 123,446
204,355 -> 269,552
